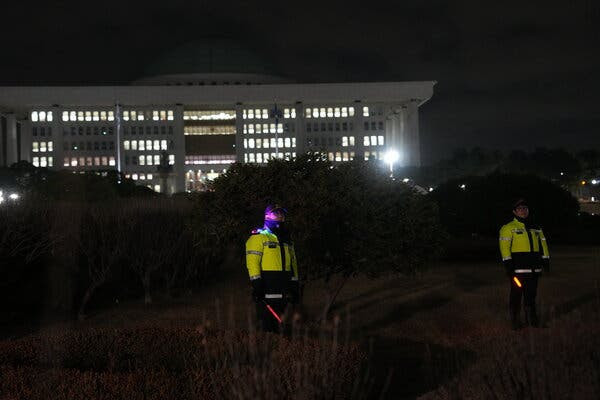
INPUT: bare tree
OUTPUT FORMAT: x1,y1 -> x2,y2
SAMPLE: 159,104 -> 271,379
77,204 -> 125,320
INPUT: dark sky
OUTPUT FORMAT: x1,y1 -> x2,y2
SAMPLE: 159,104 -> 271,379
1,0 -> 599,163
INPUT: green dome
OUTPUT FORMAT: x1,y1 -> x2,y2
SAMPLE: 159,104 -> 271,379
141,40 -> 282,79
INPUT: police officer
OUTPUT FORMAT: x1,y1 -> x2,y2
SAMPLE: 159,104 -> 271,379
245,204 -> 299,332
499,199 -> 550,329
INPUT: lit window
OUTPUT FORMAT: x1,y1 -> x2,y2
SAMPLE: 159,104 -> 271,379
139,140 -> 145,151
277,123 -> 283,133
137,111 -> 144,121
153,140 -> 159,150
263,138 -> 269,148
77,111 -> 84,121
31,111 -> 40,122
47,112 -> 53,122
101,156 -> 108,166
146,155 -> 152,165
363,106 -> 369,117
284,138 -> 290,148
93,111 -> 99,121
364,151 -> 370,160
277,138 -> 283,148
154,155 -> 160,165
40,142 -> 47,152
343,152 -> 349,161
327,108 -> 333,117
243,139 -> 248,149
342,137 -> 348,147
312,108 -> 319,118
269,123 -> 275,133
71,157 -> 78,167
132,174 -> 138,180
154,184 -> 161,192
33,157 -> 39,167
261,109 -> 267,119
243,125 -> 247,134
123,111 -> 129,121
131,140 -> 138,150
292,138 -> 296,147
63,157 -> 69,167
167,110 -> 174,120
349,107 -> 355,117
349,136 -> 355,146
328,152 -> 334,161
305,108 -> 312,118
248,109 -> 254,119
153,111 -> 159,121
139,155 -> 145,165
94,157 -> 100,166
48,157 -> 53,167
86,157 -> 92,166
334,107 -> 340,117
249,153 -> 255,163
378,136 -> 384,146
371,136 -> 377,146
109,157 -> 115,166
161,140 -> 167,150
249,138 -> 255,148
147,174 -> 153,180
139,174 -> 146,180
242,110 -> 247,119
62,111 -> 69,121
48,141 -> 53,151
160,110 -> 167,121
248,124 -> 255,134
108,111 -> 115,121
124,140 -> 130,150
364,136 -> 370,146
168,154 -> 175,165
270,138 -> 276,148
256,124 -> 262,134
257,153 -> 263,163
146,140 -> 152,150
85,111 -> 92,121
32,142 -> 39,152
319,108 -> 325,118
244,153 -> 248,163
40,112 -> 47,122
100,111 -> 107,121
341,107 -> 348,117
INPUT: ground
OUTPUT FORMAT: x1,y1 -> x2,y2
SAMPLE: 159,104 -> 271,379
3,244 -> 599,399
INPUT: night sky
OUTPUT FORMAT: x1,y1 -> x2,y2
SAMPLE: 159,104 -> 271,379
1,0 -> 599,163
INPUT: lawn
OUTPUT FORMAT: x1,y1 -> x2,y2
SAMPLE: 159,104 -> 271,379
1,244 -> 599,399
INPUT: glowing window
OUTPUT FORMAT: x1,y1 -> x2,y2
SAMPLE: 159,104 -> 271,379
168,154 -> 175,165
48,141 -> 53,151
131,140 -> 138,150
93,111 -> 99,121
243,138 -> 248,149
167,110 -> 174,120
292,138 -> 296,147
319,108 -> 325,118
153,140 -> 159,150
349,136 -> 355,146
71,157 -> 78,167
123,111 -> 129,121
154,155 -> 160,165
263,138 -> 269,148
160,110 -> 167,120
341,107 -> 348,117
249,139 -> 255,148
145,155 -> 152,165
31,111 -> 39,122
153,111 -> 159,121
248,109 -> 254,119
33,157 -> 39,167
248,124 -> 255,134
85,111 -> 92,121
94,157 -> 100,166
305,108 -> 312,118
327,108 -> 333,117
109,157 -> 115,166
124,140 -> 130,150
270,138 -> 276,148
364,136 -> 370,146
161,140 -> 167,150
139,155 -> 145,166
343,152 -> 349,161
100,111 -> 107,121
284,138 -> 290,148
139,140 -> 145,151
40,142 -> 47,152
137,111 -> 144,121
277,138 -> 283,148
349,107 -> 355,117
147,174 -> 153,180
77,111 -> 84,121
242,110 -> 247,119
32,142 -> 39,152
363,106 -> 369,117
62,111 -> 69,121
342,137 -> 348,147
86,157 -> 92,166
371,136 -> 377,146
256,124 -> 262,134
132,174 -> 138,180
249,153 -> 255,163
378,136 -> 384,146
270,123 -> 276,133
312,108 -> 319,118
108,111 -> 115,121
262,109 -> 268,119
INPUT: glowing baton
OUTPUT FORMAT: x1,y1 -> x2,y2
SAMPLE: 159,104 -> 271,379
263,301 -> 282,324
513,277 -> 522,288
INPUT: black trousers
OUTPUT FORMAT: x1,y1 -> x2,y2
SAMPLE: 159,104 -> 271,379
509,273 -> 539,317
255,299 -> 287,333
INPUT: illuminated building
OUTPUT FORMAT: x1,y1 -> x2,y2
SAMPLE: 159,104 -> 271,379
0,41 -> 435,193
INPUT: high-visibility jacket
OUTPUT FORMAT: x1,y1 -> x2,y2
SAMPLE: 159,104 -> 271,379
245,228 -> 298,297
499,218 -> 550,273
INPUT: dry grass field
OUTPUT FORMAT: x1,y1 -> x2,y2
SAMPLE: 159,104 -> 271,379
1,244 -> 599,399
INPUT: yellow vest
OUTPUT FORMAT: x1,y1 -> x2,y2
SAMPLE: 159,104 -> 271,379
245,228 -> 299,281
499,218 -> 550,271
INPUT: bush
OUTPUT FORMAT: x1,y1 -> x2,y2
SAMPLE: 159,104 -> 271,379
0,327 -> 364,399
430,173 -> 579,239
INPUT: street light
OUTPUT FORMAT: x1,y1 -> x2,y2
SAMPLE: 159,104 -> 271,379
383,149 -> 400,176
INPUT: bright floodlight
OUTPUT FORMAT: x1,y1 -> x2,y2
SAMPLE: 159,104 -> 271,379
402,178 -> 410,183
383,150 -> 400,165
9,193 -> 19,200
592,179 -> 598,185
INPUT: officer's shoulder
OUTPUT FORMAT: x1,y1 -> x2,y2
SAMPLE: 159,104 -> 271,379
250,228 -> 266,235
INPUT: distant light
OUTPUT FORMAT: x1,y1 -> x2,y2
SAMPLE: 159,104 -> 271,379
460,184 -> 466,190
560,172 -> 564,176
592,179 -> 598,185
429,187 -> 434,192
9,193 -> 19,200
402,178 -> 410,183
581,180 -> 586,185
592,196 -> 596,202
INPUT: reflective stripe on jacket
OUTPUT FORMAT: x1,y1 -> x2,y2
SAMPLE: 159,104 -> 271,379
499,218 -> 550,270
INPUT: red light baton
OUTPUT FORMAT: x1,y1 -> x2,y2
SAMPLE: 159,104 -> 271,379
263,301 -> 282,323
513,276 -> 522,288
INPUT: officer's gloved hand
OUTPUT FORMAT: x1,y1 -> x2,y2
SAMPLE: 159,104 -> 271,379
251,279 -> 264,303
289,280 -> 300,304
503,260 -> 514,278
542,258 -> 550,273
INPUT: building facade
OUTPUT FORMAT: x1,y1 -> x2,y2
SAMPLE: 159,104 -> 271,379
0,45 -> 435,193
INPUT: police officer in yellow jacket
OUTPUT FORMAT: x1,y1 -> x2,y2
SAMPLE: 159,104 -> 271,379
245,204 -> 299,332
499,199 -> 550,329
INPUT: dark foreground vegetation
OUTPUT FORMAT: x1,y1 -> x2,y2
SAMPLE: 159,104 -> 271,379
1,155 -> 599,399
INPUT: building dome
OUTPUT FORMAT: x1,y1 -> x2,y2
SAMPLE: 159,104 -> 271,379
132,39 -> 291,86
